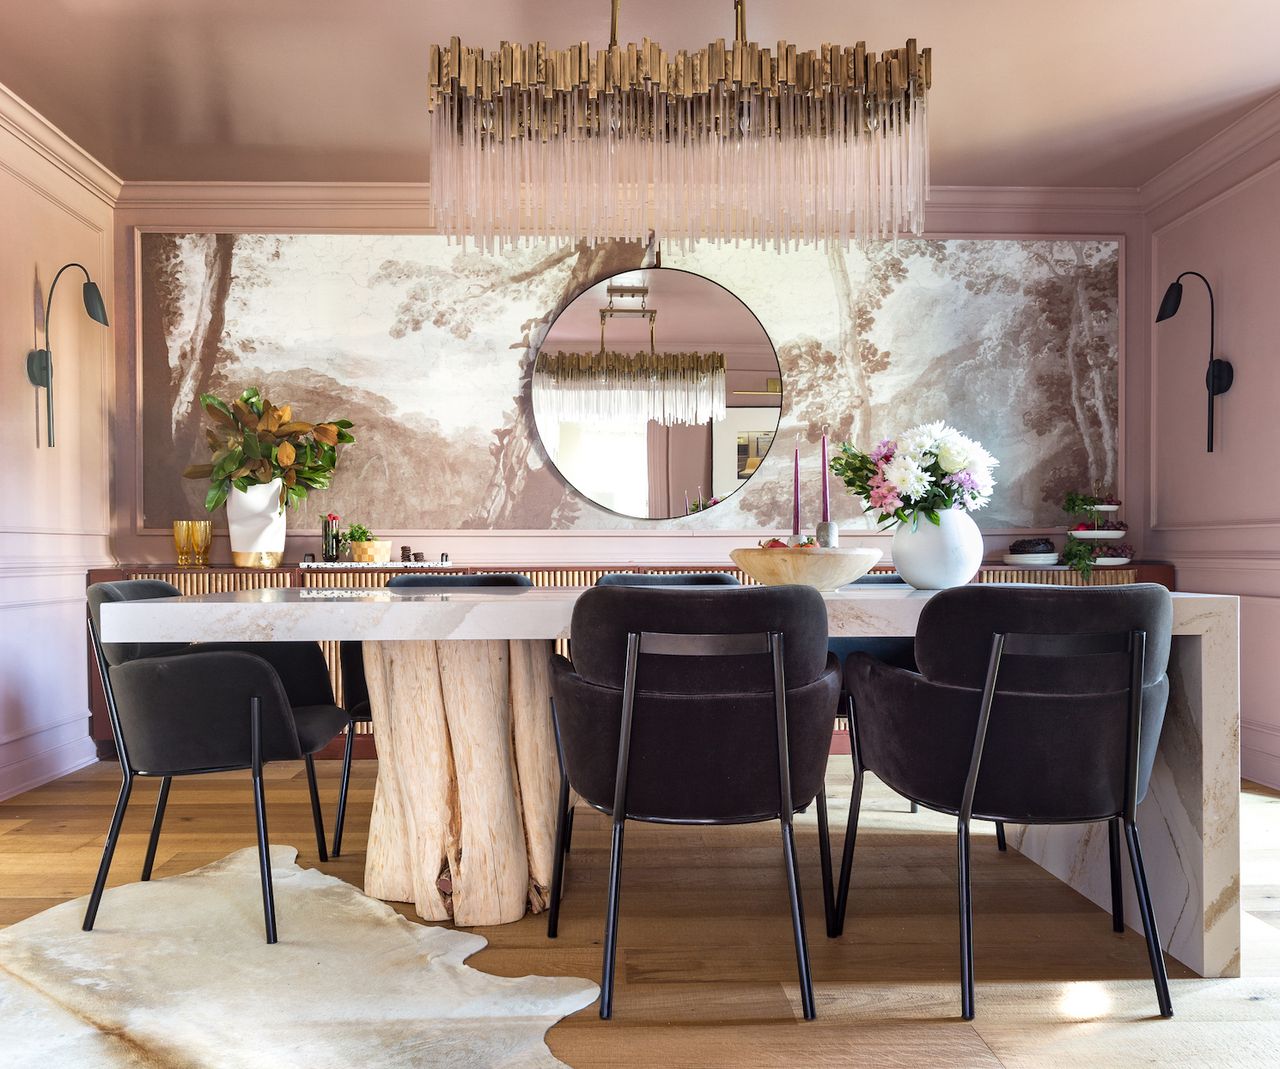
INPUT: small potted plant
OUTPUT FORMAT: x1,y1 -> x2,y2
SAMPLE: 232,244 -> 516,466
341,522 -> 392,564
183,387 -> 354,568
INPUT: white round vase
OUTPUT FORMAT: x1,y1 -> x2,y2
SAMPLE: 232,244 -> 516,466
890,508 -> 984,590
226,478 -> 286,568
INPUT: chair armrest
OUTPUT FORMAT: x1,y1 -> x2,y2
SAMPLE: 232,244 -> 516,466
189,641 -> 335,707
109,650 -> 303,774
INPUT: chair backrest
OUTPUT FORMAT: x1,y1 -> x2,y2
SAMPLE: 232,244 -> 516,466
87,580 -> 189,666
87,581 -> 301,774
915,583 -> 1171,692
857,583 -> 1173,823
552,584 -> 841,822
595,572 -> 740,587
386,572 -> 532,588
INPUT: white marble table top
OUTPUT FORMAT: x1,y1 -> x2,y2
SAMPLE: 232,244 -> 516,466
99,585 -> 1236,643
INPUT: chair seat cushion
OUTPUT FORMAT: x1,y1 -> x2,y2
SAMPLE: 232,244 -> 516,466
292,704 -> 351,754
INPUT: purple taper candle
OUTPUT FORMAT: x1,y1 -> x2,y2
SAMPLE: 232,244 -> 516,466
792,436 -> 801,536
820,431 -> 831,523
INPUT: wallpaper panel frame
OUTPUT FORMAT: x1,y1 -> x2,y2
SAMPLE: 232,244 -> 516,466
131,227 -> 1125,537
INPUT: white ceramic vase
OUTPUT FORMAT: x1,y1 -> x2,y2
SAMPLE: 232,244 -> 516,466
890,507 -> 984,590
226,478 -> 286,568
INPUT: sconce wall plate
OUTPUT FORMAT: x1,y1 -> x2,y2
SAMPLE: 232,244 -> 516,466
26,349 -> 51,389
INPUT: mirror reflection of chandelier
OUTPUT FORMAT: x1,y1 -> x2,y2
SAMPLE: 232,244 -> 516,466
532,285 -> 727,427
427,0 -> 931,251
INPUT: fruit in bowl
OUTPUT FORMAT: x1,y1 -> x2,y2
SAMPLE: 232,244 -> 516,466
759,537 -> 816,549
1009,537 -> 1055,554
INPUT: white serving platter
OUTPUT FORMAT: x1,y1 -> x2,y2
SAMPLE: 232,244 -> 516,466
1002,552 -> 1060,565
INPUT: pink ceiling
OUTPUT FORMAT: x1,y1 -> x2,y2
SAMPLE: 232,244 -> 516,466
2,0 -> 1278,187
542,269 -> 775,351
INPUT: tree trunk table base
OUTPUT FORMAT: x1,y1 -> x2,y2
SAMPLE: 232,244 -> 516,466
361,639 -> 559,926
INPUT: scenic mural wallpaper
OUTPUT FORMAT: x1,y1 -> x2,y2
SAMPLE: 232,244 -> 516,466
138,233 -> 1120,532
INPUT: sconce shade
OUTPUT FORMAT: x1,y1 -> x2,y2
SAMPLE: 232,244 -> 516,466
82,280 -> 109,326
1155,281 -> 1183,322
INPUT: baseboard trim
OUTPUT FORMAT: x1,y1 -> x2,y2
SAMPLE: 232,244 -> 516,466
0,735 -> 99,802
1243,745 -> 1280,792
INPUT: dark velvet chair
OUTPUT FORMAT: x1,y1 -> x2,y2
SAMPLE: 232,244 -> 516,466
331,572 -> 534,856
548,584 -> 842,1020
595,571 -> 740,587
86,580 -> 348,943
832,583 -> 1175,1020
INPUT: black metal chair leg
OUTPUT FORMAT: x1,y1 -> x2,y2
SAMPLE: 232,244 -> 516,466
831,764 -> 864,937
331,721 -> 355,857
1125,820 -> 1173,1017
816,789 -> 835,938
140,776 -> 172,881
958,818 -> 976,1020
910,800 -> 919,814
83,772 -> 134,931
304,753 -> 329,863
563,803 -> 576,855
995,821 -> 1007,852
251,697 -> 278,945
547,772 -> 572,938
1108,816 -> 1125,933
600,819 -> 626,1019
782,820 -> 817,1020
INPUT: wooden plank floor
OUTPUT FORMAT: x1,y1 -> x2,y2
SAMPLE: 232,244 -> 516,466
3,761 -> 1279,1068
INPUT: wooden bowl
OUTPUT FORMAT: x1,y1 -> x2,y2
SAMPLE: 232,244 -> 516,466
730,546 -> 883,591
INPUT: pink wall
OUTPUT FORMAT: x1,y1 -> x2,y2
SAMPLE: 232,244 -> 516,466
0,85 -> 118,798
1144,93 -> 1280,787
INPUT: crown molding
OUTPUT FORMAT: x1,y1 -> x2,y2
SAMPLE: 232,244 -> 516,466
927,185 -> 1141,217
116,181 -> 434,212
1140,90 -> 1280,214
117,180 -> 1144,220
0,82 -> 121,206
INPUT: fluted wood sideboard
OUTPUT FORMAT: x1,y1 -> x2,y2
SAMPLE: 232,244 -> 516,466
85,560 -> 1175,759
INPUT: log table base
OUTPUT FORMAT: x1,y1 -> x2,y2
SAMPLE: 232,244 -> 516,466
361,639 -> 560,926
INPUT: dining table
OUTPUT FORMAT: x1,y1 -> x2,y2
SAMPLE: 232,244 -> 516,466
98,583 -> 1240,979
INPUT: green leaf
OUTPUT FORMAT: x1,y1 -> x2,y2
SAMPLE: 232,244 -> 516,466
926,509 -> 941,526
242,431 -> 262,460
204,481 -> 230,512
334,419 -> 354,429
212,449 -> 242,481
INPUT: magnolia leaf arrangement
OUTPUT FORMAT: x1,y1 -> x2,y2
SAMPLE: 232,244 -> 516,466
182,387 -> 355,512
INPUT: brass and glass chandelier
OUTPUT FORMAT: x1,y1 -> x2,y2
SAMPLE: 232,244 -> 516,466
533,285 -> 727,426
427,0 -> 932,251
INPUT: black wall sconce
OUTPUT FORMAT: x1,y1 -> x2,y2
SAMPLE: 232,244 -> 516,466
27,262 -> 110,448
1154,270 -> 1233,453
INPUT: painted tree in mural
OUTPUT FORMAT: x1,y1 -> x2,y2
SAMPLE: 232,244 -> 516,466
146,233 -> 236,467
1017,242 -> 1120,505
370,240 -> 646,528
737,240 -> 942,529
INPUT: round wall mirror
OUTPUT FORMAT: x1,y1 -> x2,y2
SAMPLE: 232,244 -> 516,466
532,268 -> 782,519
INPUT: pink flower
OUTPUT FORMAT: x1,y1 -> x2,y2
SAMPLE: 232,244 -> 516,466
870,439 -> 896,465
867,473 -> 902,513
325,512 -> 340,522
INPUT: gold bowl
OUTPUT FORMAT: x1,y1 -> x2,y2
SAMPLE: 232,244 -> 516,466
730,546 -> 883,591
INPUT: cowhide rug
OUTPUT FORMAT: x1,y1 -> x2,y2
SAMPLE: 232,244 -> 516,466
0,846 -> 597,1068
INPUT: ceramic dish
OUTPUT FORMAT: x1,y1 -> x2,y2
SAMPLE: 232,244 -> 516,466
1002,552 -> 1060,565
